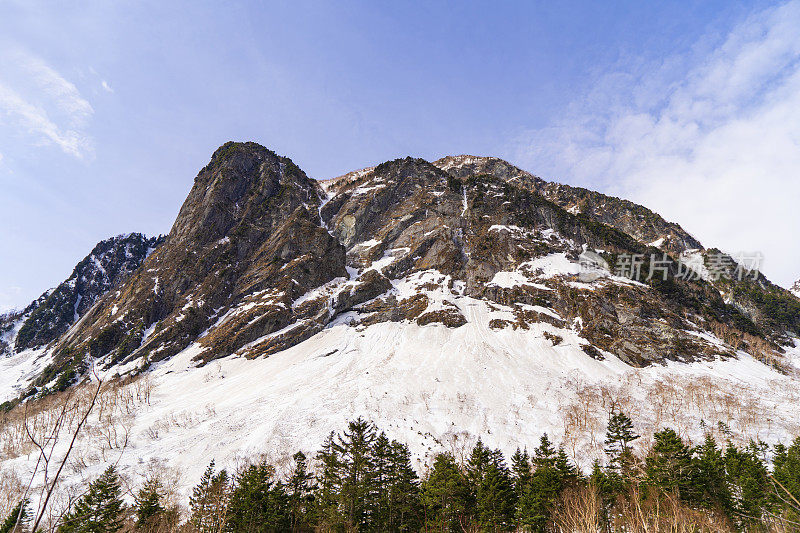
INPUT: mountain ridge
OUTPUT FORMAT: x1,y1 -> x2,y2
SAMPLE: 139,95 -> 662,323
3,142 -> 799,403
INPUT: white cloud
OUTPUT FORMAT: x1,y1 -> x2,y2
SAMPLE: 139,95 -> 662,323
0,47 -> 94,158
101,80 -> 114,93
510,0 -> 800,288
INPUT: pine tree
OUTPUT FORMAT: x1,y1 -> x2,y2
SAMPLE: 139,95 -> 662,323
372,432 -> 393,530
724,440 -> 772,525
604,410 -> 639,473
287,451 -> 315,532
386,440 -> 422,532
773,437 -> 800,522
476,458 -> 516,531
510,448 -> 531,501
517,433 -> 570,532
533,434 -> 557,470
692,434 -> 732,512
134,478 -> 166,529
0,500 -> 29,533
465,438 -> 491,497
421,453 -> 472,532
227,461 -> 289,532
59,466 -> 126,533
314,432 -> 344,529
462,441 -> 516,530
589,460 -> 614,529
189,461 -> 231,533
332,417 -> 378,530
555,448 -> 579,483
644,428 -> 695,499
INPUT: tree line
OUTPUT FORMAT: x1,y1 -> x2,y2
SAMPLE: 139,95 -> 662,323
4,412 -> 800,532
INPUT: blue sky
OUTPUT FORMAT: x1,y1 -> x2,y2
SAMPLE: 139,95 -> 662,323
1,0 -> 798,311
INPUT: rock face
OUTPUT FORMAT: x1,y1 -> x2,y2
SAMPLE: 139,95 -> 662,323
11,143 -> 800,397
792,280 -> 800,298
433,155 -> 703,254
3,233 -> 161,355
54,142 -> 346,374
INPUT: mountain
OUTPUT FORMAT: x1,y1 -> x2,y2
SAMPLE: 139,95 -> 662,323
1,142 -> 799,501
0,233 -> 161,357
17,145 -> 785,392
793,279 -> 800,298
7,143 -> 798,397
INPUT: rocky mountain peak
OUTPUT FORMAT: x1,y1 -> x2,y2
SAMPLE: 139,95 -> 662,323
4,233 -> 162,355
47,143 -> 343,380
434,154 -> 546,187
792,279 -> 800,298
171,141 -> 320,247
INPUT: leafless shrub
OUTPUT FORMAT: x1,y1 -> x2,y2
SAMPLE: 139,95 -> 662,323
552,483 -> 602,533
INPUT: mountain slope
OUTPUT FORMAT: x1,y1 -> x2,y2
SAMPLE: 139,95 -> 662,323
0,233 -> 161,356
2,142 -> 800,504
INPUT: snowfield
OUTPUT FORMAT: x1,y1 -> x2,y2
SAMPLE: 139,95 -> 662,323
1,293 -> 799,507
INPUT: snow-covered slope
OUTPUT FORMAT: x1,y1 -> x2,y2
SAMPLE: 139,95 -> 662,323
2,289 -> 798,503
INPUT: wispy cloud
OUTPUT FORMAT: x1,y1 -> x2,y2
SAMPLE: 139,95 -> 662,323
0,47 -> 94,158
509,0 -> 800,287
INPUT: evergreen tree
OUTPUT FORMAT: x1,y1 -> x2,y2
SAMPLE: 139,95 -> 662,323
589,460 -> 614,529
475,457 -> 515,531
385,440 -> 422,532
134,478 -> 166,530
332,417 -> 378,530
464,440 -> 515,530
421,453 -> 472,531
0,500 -> 29,533
510,448 -> 531,500
314,432 -> 344,529
189,461 -> 231,533
773,437 -> 800,522
465,439 -> 492,493
372,432 -> 393,530
724,440 -> 772,525
287,451 -> 315,532
517,435 -> 563,532
555,448 -> 579,483
226,461 -> 289,532
604,410 -> 639,473
692,434 -> 732,512
514,435 -> 579,532
59,466 -> 126,533
644,428 -> 695,499
532,434 -> 557,469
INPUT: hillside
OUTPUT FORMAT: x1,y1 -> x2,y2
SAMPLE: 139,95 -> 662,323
0,142 -> 798,505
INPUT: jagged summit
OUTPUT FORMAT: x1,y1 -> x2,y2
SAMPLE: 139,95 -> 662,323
52,142 -> 344,372
0,233 -> 161,356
